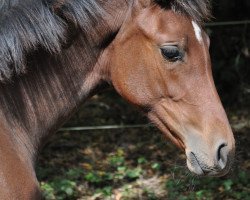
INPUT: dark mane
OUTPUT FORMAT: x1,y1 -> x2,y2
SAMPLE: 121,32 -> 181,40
0,0 -> 106,81
0,0 -> 210,81
155,0 -> 211,23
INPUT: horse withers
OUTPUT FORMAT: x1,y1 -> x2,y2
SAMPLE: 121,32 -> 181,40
0,0 -> 235,199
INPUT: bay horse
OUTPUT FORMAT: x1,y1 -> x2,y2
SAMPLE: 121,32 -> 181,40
0,0 -> 235,199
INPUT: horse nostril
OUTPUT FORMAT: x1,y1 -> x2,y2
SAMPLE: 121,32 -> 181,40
217,143 -> 228,169
217,143 -> 226,160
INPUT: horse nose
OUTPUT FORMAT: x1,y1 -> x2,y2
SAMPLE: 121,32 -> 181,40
217,143 -> 228,169
186,141 -> 233,176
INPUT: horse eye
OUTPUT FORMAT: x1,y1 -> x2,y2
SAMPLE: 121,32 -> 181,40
160,46 -> 183,62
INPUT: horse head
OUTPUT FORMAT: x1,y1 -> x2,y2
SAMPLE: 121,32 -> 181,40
100,0 -> 235,176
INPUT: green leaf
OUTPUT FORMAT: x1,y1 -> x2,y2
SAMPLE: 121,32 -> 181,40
137,157 -> 147,164
151,163 -> 161,170
102,186 -> 113,197
84,172 -> 101,183
126,167 -> 142,179
66,168 -> 83,179
41,182 -> 56,200
109,155 -> 125,166
223,179 -> 233,191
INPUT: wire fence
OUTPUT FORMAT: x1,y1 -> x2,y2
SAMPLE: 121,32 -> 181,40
59,121 -> 250,132
59,124 -> 153,132
205,20 -> 250,27
60,20 -> 250,132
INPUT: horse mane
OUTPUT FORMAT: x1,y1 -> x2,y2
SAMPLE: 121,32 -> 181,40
0,0 -> 106,81
155,0 -> 211,23
0,0 -> 211,81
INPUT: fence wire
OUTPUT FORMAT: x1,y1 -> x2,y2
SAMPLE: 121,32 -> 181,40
59,121 -> 250,132
59,124 -> 153,132
205,20 -> 250,27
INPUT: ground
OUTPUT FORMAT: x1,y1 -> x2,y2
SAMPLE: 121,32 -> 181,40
37,89 -> 250,200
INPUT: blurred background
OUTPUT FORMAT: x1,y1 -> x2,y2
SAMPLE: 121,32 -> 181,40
37,1 -> 250,199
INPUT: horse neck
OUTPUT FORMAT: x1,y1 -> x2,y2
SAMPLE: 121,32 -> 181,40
0,0 -> 130,163
0,48 -> 99,159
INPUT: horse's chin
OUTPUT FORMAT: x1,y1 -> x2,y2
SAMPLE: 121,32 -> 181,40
186,159 -> 231,177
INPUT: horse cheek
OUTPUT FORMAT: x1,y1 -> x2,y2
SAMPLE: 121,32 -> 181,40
110,34 -> 164,106
111,65 -> 149,106
111,58 -> 165,107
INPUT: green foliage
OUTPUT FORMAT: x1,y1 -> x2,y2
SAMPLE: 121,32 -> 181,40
108,149 -> 125,167
151,162 -> 161,170
125,167 -> 143,179
41,182 -> 56,200
137,157 -> 148,164
95,186 -> 113,197
223,179 -> 233,191
165,168 -> 250,200
38,139 -> 250,200
84,150 -> 143,185
66,168 -> 83,180
39,167 -> 85,200
39,149 -> 148,199
143,189 -> 158,200
84,172 -> 102,183
41,179 -> 77,200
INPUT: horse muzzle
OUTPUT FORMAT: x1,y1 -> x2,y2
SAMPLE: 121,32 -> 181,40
185,142 -> 235,176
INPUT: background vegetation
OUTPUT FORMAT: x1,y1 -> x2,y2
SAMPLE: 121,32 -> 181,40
37,0 -> 250,199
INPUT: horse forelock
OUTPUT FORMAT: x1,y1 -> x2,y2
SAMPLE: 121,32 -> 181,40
0,0 -> 107,82
155,0 -> 211,24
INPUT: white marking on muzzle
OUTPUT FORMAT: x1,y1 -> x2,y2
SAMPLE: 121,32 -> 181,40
192,21 -> 202,43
